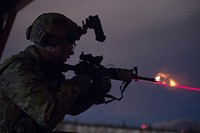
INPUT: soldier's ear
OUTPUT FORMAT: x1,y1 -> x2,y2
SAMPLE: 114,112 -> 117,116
45,46 -> 56,54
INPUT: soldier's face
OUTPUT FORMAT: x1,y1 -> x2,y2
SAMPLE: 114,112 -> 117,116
53,42 -> 75,62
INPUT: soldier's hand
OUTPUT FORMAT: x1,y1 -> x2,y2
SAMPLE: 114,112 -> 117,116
71,74 -> 91,94
100,76 -> 111,93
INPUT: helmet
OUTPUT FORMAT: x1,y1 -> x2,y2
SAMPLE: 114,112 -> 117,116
26,13 -> 82,46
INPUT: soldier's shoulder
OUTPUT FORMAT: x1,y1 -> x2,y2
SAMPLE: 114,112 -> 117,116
0,51 -> 39,74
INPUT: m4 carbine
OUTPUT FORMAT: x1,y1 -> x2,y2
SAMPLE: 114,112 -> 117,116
61,52 -> 156,104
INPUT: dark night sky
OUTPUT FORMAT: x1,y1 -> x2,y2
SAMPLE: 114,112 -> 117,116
2,0 -> 200,127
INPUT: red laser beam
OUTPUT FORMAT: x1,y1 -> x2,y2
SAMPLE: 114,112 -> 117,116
154,73 -> 200,92
176,85 -> 200,92
155,82 -> 200,92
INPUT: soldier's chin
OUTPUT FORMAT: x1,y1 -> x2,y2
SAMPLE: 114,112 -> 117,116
62,58 -> 67,62
64,57 -> 69,62
58,57 -> 67,63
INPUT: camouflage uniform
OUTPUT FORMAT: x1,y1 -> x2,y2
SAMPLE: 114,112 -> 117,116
0,45 -> 95,133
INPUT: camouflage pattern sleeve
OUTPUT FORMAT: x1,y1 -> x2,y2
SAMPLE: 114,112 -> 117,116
0,58 -> 80,129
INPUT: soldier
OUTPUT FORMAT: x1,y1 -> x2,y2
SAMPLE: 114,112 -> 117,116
0,13 -> 111,133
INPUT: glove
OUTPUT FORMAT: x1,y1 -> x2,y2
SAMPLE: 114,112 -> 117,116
71,74 -> 92,94
92,76 -> 111,105
118,68 -> 133,82
100,76 -> 112,93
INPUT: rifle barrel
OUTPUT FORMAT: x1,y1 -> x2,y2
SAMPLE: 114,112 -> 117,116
132,75 -> 156,82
